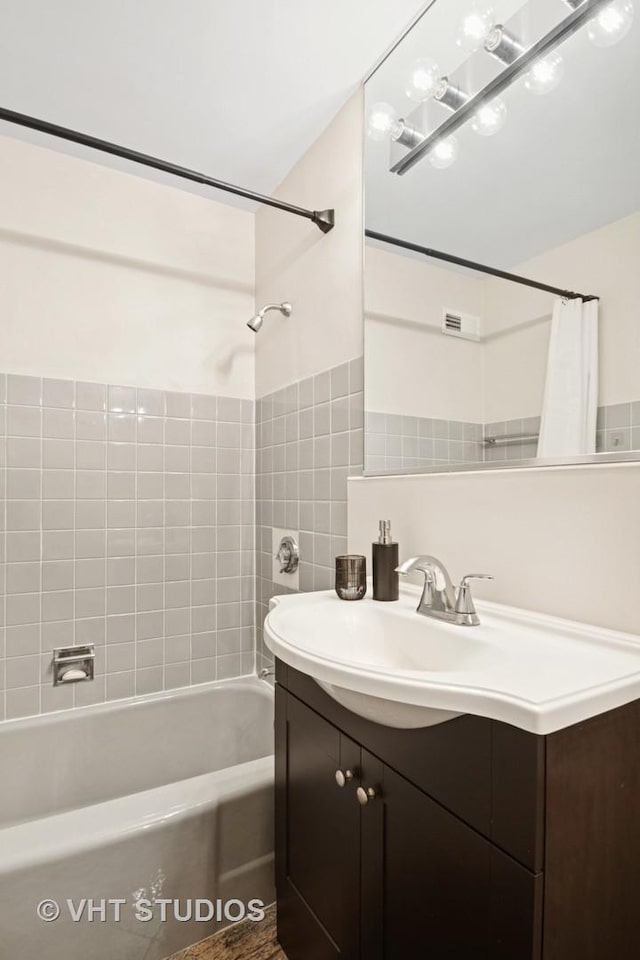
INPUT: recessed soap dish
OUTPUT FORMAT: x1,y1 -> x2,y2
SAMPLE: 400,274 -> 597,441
53,645 -> 95,685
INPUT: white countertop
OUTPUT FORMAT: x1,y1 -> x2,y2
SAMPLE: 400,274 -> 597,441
265,586 -> 640,734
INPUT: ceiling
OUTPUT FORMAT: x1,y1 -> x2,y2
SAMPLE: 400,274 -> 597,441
365,0 -> 640,268
0,0 -> 425,204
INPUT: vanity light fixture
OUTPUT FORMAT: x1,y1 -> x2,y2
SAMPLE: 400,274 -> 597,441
456,3 -> 496,52
471,97 -> 507,135
428,136 -> 459,169
392,120 -> 426,149
587,0 -> 634,44
367,104 -> 425,148
370,0 -> 632,169
524,53 -> 565,94
404,57 -> 441,102
366,101 -> 401,141
563,0 -> 634,43
388,0 -> 623,176
433,76 -> 470,111
483,24 -> 526,64
366,103 -> 425,148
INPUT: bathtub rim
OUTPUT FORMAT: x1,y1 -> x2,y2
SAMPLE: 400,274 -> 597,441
0,672 -> 274,734
0,752 -> 274,876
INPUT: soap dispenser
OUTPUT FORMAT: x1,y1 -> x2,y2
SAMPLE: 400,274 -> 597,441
372,520 -> 399,601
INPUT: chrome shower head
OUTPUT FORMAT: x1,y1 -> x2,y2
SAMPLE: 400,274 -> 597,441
247,301 -> 292,333
247,313 -> 264,333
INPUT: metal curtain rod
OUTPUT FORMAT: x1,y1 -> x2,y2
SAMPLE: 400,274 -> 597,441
365,230 -> 599,302
0,106 -> 335,233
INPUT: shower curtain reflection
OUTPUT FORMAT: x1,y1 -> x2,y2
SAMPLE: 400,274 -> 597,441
537,298 -> 599,459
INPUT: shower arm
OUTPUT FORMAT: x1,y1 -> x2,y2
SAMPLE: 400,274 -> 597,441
260,303 -> 292,318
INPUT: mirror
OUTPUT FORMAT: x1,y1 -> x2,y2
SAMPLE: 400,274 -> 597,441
363,0 -> 640,474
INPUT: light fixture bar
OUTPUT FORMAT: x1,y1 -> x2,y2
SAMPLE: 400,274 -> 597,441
484,25 -> 526,65
391,0 -> 610,175
434,77 -> 470,111
392,120 -> 425,148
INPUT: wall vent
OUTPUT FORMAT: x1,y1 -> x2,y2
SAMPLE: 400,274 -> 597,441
442,309 -> 481,342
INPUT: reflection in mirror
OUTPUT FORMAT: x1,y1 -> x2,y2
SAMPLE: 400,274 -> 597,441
363,0 -> 639,475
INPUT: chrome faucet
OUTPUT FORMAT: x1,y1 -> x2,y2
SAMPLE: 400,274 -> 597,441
396,556 -> 493,627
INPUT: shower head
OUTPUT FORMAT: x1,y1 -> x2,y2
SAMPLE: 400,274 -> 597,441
247,301 -> 292,333
247,312 -> 265,333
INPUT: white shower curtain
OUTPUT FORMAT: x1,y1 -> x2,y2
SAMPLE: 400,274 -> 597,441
537,297 -> 599,459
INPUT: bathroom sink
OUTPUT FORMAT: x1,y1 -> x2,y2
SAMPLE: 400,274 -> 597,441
264,586 -> 640,733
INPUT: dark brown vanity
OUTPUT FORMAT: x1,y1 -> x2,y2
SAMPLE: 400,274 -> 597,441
274,660 -> 639,960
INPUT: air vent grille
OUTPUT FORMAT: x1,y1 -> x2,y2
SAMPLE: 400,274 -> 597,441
441,309 -> 481,342
444,312 -> 462,333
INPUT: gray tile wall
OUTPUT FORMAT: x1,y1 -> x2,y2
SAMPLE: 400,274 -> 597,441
485,401 -> 640,464
366,402 -> 640,472
0,373 -> 254,721
596,401 -> 640,454
483,416 -> 541,464
365,412 -> 484,473
255,358 -> 364,673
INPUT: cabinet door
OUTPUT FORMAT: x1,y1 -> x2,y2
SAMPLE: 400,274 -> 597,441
276,689 -> 361,960
360,756 -> 542,960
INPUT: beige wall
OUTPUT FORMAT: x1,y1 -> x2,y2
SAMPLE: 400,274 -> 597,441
254,91 -> 365,397
348,463 -> 640,635
483,209 -> 640,420
365,211 -> 640,423
364,241 -> 547,424
365,245 -> 484,420
482,315 -> 550,423
0,135 -> 255,397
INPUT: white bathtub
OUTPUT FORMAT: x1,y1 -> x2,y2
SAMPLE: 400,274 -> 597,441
0,677 -> 275,960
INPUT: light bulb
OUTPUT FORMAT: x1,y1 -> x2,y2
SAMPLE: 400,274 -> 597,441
456,4 -> 495,52
525,53 -> 564,94
588,0 -> 634,46
366,102 -> 399,142
471,97 -> 507,136
404,58 -> 441,103
429,137 -> 459,169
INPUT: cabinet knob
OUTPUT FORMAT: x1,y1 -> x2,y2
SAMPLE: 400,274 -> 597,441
356,786 -> 377,805
335,769 -> 354,788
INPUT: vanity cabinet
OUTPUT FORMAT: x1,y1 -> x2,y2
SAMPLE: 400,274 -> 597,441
275,661 -> 639,960
277,687 -> 361,957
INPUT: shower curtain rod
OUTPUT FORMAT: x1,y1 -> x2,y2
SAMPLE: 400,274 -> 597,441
365,230 -> 599,302
0,106 -> 335,233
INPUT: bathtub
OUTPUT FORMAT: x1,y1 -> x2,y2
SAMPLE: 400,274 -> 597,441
0,677 -> 275,960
